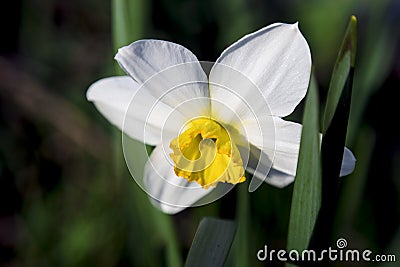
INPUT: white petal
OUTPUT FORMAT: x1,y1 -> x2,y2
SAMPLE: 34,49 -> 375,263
245,117 -> 356,188
87,76 -> 185,145
247,166 -> 294,188
266,169 -> 295,188
244,117 -> 302,177
271,118 -> 303,175
209,77 -> 273,131
340,147 -> 356,176
209,23 -> 311,118
243,140 -> 294,188
254,118 -> 356,178
143,145 -> 213,214
115,40 -> 210,118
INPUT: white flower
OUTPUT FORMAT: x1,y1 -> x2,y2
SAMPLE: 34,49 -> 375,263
87,23 -> 356,214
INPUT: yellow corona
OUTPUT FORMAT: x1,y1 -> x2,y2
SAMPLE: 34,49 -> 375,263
170,118 -> 245,188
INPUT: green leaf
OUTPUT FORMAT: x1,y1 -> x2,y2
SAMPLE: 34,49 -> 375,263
185,218 -> 237,267
323,15 -> 357,133
112,0 -> 147,76
286,73 -> 321,267
111,0 -> 146,52
320,15 -> 356,211
308,16 -> 357,253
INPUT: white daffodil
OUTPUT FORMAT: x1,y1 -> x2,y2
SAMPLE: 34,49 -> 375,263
87,23 -> 356,214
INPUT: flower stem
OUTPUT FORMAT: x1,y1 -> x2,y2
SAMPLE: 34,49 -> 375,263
234,181 -> 250,267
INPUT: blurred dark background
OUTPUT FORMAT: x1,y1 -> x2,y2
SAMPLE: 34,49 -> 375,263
1,0 -> 399,266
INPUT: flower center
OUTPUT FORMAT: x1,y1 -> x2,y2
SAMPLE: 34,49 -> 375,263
170,118 -> 245,189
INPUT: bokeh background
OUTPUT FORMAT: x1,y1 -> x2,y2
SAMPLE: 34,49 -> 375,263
1,0 -> 399,266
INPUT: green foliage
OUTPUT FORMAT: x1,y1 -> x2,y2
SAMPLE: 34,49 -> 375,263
185,218 -> 237,267
111,0 -> 147,52
286,74 -> 321,267
309,16 -> 357,253
323,16 -> 357,133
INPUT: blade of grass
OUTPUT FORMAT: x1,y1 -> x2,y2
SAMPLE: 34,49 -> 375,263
323,16 -> 357,134
111,0 -> 145,53
308,16 -> 357,256
185,218 -> 237,267
286,73 -> 321,267
112,0 -> 129,53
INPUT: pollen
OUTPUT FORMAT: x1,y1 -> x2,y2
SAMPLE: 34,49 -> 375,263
170,118 -> 245,189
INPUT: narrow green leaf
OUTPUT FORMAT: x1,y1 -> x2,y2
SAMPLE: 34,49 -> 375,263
111,0 -> 145,52
185,218 -> 237,267
323,15 -> 357,133
308,16 -> 357,254
286,73 -> 321,267
111,0 -> 129,53
112,0 -> 147,76
320,16 -> 356,212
